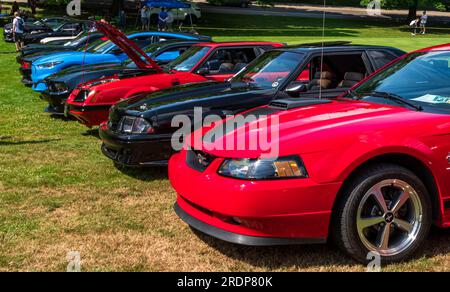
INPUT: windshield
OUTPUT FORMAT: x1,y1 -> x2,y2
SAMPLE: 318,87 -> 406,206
64,32 -> 97,47
168,46 -> 210,72
349,51 -> 450,110
232,51 -> 305,89
86,40 -> 115,54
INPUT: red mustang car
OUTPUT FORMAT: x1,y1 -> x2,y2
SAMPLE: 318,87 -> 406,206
170,44 -> 450,264
66,41 -> 284,127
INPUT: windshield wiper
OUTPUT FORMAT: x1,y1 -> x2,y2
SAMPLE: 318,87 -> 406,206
368,91 -> 423,111
346,89 -> 359,100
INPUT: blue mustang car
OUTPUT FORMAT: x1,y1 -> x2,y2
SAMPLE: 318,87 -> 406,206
31,31 -> 211,92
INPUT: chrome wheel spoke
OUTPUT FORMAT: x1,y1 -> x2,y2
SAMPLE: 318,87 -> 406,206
357,179 -> 423,256
372,188 -> 388,214
376,224 -> 391,250
358,216 -> 385,231
391,190 -> 410,213
394,218 -> 413,234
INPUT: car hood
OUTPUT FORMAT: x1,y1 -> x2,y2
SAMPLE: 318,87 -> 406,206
118,81 -> 266,116
95,21 -> 161,71
192,99 -> 441,159
23,49 -> 71,61
34,51 -> 97,65
47,63 -> 125,89
52,62 -> 122,78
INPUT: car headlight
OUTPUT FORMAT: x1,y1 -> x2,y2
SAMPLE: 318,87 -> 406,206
218,156 -> 308,180
117,116 -> 153,134
37,61 -> 63,69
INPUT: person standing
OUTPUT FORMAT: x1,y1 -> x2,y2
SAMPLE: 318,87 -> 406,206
410,17 -> 420,36
119,9 -> 126,30
420,10 -> 428,35
166,8 -> 174,31
158,8 -> 168,31
12,11 -> 24,52
30,0 -> 37,15
141,5 -> 149,30
146,5 -> 152,29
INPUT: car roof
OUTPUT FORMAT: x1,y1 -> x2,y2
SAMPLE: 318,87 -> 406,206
274,42 -> 403,54
415,43 -> 450,52
143,40 -> 206,50
193,42 -> 284,48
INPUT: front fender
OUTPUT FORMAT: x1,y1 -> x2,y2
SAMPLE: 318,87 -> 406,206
303,139 -> 437,185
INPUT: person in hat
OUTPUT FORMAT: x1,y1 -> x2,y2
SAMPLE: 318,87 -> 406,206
12,11 -> 24,51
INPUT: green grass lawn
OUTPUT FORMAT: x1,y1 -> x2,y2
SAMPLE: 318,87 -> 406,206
0,12 -> 449,271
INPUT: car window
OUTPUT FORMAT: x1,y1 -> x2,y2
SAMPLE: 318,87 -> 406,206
294,53 -> 368,92
368,50 -> 398,70
232,51 -> 305,89
168,46 -> 211,72
352,51 -> 450,111
200,47 -> 258,75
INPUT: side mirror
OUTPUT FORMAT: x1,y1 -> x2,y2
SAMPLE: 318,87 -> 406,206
285,81 -> 307,97
196,67 -> 210,76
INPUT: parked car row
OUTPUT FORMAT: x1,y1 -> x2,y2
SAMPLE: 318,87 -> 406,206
10,19 -> 450,265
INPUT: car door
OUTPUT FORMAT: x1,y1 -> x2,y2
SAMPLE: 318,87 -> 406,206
277,51 -> 373,100
194,47 -> 259,82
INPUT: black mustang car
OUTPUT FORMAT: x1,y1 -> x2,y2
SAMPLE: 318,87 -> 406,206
99,43 -> 405,167
17,31 -> 105,64
41,40 -> 207,114
3,17 -> 67,42
22,20 -> 94,45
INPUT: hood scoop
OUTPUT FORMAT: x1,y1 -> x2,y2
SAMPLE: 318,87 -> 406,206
269,98 -> 332,110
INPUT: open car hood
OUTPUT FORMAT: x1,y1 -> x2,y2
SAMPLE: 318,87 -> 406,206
94,21 -> 162,72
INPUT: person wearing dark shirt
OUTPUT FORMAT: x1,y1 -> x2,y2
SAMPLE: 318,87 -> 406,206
158,8 -> 168,31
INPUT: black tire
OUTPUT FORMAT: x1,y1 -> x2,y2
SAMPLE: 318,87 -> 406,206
331,163 -> 432,264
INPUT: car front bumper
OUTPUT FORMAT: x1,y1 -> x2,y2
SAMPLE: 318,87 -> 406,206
99,126 -> 174,167
20,68 -> 33,87
66,103 -> 111,128
170,151 -> 342,242
40,90 -> 71,114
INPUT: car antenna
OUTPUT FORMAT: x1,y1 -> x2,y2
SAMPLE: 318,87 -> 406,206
319,0 -> 327,100
81,26 -> 93,85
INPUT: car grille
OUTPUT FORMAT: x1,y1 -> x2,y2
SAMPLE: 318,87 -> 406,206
186,149 -> 215,172
47,82 -> 67,93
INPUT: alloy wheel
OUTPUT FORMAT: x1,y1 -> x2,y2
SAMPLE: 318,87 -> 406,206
356,179 -> 423,256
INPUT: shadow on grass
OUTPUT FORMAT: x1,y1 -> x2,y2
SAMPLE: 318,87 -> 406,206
115,164 -> 168,181
192,226 -> 450,269
82,129 -> 100,139
398,27 -> 450,36
191,229 -> 354,269
0,137 -> 60,146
